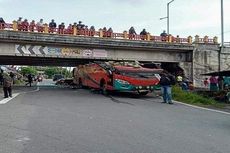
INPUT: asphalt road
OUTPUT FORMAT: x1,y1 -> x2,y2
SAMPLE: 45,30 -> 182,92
0,81 -> 230,153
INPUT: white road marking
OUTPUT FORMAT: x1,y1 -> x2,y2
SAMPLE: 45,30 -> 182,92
0,87 -> 40,104
0,93 -> 20,104
174,100 -> 230,115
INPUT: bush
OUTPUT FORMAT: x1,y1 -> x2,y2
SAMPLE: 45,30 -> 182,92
172,86 -> 224,108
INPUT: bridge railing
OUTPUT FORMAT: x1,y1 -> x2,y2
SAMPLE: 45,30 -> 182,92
0,21 -> 218,45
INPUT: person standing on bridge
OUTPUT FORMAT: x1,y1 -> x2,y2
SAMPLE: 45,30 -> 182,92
128,26 -> 136,39
49,19 -> 57,33
0,17 -> 5,29
2,72 -> 13,98
140,28 -> 147,40
29,20 -> 36,32
36,19 -> 44,32
17,17 -> 23,31
89,26 -> 95,36
58,22 -> 65,34
22,19 -> 29,31
107,27 -> 113,38
160,30 -> 168,41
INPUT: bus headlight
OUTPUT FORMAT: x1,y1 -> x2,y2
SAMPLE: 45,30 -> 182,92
115,79 -> 130,85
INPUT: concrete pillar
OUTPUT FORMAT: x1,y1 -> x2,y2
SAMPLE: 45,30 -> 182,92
44,23 -> 48,33
168,34 -> 172,43
12,20 -> 17,31
187,36 -> 192,44
123,31 -> 128,39
99,29 -> 103,37
213,36 -> 218,44
147,33 -> 151,41
204,35 -> 208,43
194,35 -> 199,43
73,26 -> 77,35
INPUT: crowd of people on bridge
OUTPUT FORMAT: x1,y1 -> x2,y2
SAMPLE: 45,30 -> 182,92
0,17 -> 171,41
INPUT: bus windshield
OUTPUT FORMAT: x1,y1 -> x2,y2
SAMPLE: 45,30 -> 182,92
117,70 -> 160,79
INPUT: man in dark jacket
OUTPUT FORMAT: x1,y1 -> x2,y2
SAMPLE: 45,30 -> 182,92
160,30 -> 168,41
3,73 -> 13,98
128,26 -> 136,39
159,71 -> 175,104
49,19 -> 57,33
140,29 -> 147,40
26,74 -> 33,87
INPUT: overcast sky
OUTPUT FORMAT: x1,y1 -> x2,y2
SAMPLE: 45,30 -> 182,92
1,0 -> 230,42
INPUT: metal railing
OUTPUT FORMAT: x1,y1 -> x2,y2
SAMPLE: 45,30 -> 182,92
0,21 -> 218,44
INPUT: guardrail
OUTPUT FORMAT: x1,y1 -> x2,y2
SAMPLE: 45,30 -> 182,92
224,42 -> 230,47
0,21 -> 218,44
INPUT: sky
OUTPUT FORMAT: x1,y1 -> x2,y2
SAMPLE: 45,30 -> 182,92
1,0 -> 230,42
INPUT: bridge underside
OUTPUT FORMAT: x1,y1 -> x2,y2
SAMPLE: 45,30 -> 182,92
0,55 -> 182,68
0,55 -> 99,66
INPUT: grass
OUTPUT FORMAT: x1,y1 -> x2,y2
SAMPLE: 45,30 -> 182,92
172,86 -> 225,108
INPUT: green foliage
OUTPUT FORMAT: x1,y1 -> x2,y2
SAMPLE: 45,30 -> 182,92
13,79 -> 25,85
20,67 -> 37,76
172,86 -> 224,108
44,67 -> 72,79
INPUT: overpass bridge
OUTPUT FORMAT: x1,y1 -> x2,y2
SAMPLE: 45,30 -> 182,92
0,22 -> 225,87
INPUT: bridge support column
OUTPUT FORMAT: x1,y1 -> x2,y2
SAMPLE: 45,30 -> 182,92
204,36 -> 208,43
73,26 -> 77,35
99,29 -> 103,37
123,31 -> 128,39
147,33 -> 151,41
194,35 -> 199,43
44,24 -> 48,33
187,36 -> 192,44
12,21 -> 17,31
168,35 -> 172,43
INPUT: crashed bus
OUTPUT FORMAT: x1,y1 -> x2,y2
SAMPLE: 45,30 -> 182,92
73,61 -> 162,95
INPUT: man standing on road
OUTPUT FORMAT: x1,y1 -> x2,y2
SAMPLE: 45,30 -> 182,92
26,74 -> 33,87
2,72 -> 13,98
159,71 -> 175,104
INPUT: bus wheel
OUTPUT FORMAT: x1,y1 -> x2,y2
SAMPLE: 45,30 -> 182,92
138,91 -> 149,96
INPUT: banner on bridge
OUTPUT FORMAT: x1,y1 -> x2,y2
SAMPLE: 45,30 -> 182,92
15,45 -> 107,58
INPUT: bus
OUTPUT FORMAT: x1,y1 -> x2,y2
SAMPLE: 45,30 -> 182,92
73,61 -> 162,95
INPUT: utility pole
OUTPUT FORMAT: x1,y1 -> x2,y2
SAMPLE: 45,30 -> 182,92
219,0 -> 224,72
160,0 -> 175,35
167,0 -> 174,35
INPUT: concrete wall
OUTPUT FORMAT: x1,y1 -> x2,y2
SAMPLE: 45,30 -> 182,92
193,44 -> 230,87
0,43 -> 15,55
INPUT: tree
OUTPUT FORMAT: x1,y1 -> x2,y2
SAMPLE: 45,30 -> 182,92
44,67 -> 72,79
20,67 -> 37,76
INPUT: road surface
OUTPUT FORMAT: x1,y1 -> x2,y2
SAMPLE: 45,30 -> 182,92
0,81 -> 229,153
